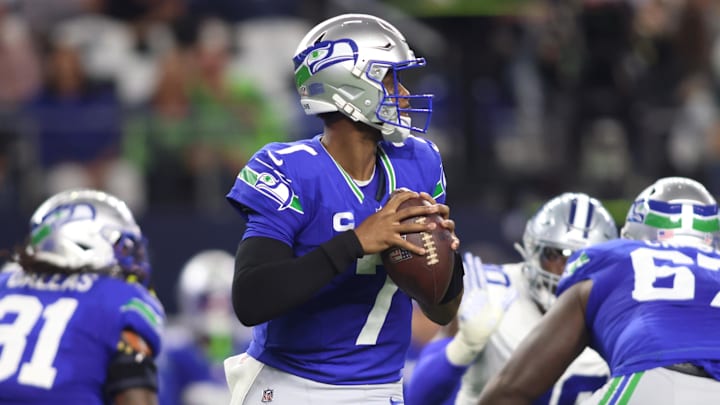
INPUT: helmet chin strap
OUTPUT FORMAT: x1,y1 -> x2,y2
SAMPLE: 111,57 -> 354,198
330,93 -> 412,143
379,116 -> 411,143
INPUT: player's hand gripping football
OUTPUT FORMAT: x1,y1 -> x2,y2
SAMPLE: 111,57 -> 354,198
354,189 -> 460,255
445,253 -> 517,366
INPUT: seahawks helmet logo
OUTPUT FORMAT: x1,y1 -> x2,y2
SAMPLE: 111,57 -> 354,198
626,199 -> 647,224
294,39 -> 358,87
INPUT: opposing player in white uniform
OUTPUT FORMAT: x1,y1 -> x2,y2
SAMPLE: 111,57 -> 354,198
407,193 -> 617,405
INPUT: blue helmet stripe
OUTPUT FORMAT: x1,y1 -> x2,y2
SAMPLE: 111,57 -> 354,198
584,202 -> 595,238
569,198 -> 577,228
568,195 -> 594,238
648,200 -> 718,216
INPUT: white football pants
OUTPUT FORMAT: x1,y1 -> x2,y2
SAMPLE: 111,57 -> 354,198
224,353 -> 404,405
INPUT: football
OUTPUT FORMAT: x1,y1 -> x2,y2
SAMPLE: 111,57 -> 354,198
381,197 -> 455,306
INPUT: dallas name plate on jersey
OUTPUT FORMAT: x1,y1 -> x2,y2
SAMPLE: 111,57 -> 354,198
382,197 -> 454,305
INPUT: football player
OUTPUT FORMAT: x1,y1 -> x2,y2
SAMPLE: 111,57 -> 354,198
0,189 -> 164,405
479,177 -> 720,404
158,250 -> 251,405
407,193 -> 617,405
223,13 -> 464,404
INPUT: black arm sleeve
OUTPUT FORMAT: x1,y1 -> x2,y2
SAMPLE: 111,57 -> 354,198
232,230 -> 364,326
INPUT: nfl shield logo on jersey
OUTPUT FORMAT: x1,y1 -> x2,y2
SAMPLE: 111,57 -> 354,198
261,388 -> 274,403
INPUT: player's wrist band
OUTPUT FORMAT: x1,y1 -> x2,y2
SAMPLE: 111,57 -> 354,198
440,251 -> 464,304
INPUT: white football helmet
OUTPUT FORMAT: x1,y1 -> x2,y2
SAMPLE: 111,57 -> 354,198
621,177 -> 720,248
516,193 -> 618,311
177,250 -> 236,338
292,13 -> 432,143
27,189 -> 150,283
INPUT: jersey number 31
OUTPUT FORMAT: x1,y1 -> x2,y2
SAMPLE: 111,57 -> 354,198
0,295 -> 78,389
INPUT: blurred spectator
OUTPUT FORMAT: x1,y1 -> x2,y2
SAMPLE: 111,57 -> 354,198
0,127 -> 15,210
51,10 -> 182,107
0,2 -> 41,108
567,0 -> 636,180
231,16 -> 314,140
102,0 -> 183,24
20,0 -> 103,37
185,0 -> 300,22
24,38 -> 145,212
124,18 -> 287,212
187,18 -> 285,166
123,48 -> 193,206
578,117 -> 633,198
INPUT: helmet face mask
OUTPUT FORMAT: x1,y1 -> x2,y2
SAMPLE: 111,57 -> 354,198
26,189 -> 150,284
621,177 -> 720,248
113,232 -> 151,282
293,14 -> 432,143
516,193 -> 618,312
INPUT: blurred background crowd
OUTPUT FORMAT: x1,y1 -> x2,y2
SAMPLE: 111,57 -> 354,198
2,0 -> 720,313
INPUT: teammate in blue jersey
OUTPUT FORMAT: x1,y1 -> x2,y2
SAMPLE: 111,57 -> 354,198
406,192 -> 617,405
478,177 -> 720,404
222,13 -> 464,405
158,250 -> 252,405
0,189 -> 165,405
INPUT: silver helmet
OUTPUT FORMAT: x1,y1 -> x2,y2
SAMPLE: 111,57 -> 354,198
27,189 -> 150,283
621,177 -> 719,248
178,250 -> 236,338
516,192 -> 618,311
292,13 -> 432,143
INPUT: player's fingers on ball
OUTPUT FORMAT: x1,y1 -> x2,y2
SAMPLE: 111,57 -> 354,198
396,205 -> 437,222
418,191 -> 436,204
388,189 -> 419,209
451,233 -> 460,250
397,219 -> 436,234
433,203 -> 450,219
440,217 -> 455,232
390,187 -> 413,197
396,236 -> 426,255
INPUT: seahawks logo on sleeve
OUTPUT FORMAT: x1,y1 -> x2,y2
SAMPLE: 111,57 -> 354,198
564,251 -> 591,277
237,165 -> 303,214
236,147 -> 307,214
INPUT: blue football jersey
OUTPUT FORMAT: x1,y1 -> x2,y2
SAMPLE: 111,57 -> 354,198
558,239 -> 720,379
0,269 -> 165,404
226,134 -> 448,385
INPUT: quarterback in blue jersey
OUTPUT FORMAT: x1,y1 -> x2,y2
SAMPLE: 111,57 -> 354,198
407,193 -> 616,405
0,189 -> 164,405
479,177 -> 720,405
158,250 -> 251,405
223,13 -> 464,405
